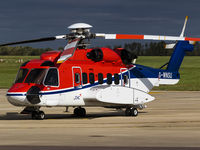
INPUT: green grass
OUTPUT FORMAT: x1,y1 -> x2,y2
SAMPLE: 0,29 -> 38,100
0,55 -> 199,90
0,56 -> 39,88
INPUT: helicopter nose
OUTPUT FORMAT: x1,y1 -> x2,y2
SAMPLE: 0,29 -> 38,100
7,84 -> 41,106
7,92 -> 27,106
7,83 -> 29,106
7,86 -> 41,106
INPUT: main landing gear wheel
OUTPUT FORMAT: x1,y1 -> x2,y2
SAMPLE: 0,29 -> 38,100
74,107 -> 86,117
31,111 -> 45,120
125,107 -> 138,117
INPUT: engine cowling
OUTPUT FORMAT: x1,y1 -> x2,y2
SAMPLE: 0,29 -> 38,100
120,49 -> 138,65
86,48 -> 103,62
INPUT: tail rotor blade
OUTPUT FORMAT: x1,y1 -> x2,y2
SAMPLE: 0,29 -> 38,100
180,16 -> 188,37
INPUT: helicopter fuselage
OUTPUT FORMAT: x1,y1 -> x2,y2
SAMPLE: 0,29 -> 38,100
6,47 -> 180,108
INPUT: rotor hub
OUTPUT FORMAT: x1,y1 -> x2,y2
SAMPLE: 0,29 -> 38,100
68,23 -> 92,29
68,23 -> 92,35
68,23 -> 94,48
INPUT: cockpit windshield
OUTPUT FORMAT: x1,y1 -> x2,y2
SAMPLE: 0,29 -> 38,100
25,69 -> 47,84
15,68 -> 29,83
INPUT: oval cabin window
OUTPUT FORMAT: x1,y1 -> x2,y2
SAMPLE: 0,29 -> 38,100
107,73 -> 112,85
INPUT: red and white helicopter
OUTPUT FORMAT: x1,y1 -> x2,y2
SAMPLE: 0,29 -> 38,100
1,16 -> 199,119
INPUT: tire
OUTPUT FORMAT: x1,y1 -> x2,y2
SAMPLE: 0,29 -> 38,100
74,108 -> 79,116
38,111 -> 45,120
31,111 -> 45,120
74,107 -> 86,117
79,108 -> 86,117
131,108 -> 138,117
31,111 -> 37,120
125,108 -> 131,116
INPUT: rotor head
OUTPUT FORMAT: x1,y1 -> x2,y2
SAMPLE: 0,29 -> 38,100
68,23 -> 92,35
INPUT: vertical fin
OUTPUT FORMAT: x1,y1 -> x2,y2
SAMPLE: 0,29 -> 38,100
165,16 -> 188,49
166,41 -> 193,72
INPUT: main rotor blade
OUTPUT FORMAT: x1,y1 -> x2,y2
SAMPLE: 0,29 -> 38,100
95,33 -> 200,42
57,38 -> 80,64
0,35 -> 67,46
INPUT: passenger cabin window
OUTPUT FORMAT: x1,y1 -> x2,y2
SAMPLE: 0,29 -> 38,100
75,73 -> 80,83
123,74 -> 128,85
98,73 -> 103,84
114,73 -> 119,85
15,68 -> 29,83
25,69 -> 47,84
107,73 -> 112,85
82,73 -> 88,84
89,73 -> 95,84
44,68 -> 59,86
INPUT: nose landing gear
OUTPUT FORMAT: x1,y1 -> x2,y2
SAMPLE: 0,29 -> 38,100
31,111 -> 45,120
21,106 -> 45,120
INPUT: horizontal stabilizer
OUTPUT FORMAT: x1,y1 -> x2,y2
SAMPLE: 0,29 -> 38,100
165,43 -> 176,49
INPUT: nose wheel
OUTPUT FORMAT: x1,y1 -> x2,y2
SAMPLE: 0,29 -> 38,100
125,107 -> 138,117
31,111 -> 45,120
73,107 -> 86,117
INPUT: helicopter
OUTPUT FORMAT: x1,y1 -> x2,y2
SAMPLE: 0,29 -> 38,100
1,16 -> 200,120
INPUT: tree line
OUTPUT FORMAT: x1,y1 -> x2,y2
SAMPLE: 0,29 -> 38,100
114,41 -> 200,56
0,42 -> 200,56
0,46 -> 53,56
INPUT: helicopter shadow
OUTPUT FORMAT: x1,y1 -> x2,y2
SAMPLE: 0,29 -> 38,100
0,111 -> 147,120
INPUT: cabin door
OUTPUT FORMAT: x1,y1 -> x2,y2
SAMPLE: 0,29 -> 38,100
72,66 -> 82,88
120,68 -> 130,88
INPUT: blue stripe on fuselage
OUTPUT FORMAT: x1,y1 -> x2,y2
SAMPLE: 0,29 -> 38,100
6,93 -> 26,96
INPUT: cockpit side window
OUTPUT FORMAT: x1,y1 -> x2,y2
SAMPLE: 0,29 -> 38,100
44,68 -> 59,86
15,68 -> 29,83
25,69 -> 47,84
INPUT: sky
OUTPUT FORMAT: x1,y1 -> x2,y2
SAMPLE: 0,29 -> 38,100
0,0 -> 200,49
